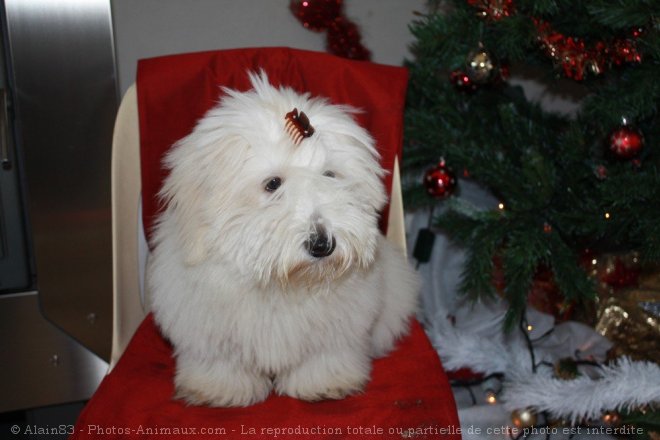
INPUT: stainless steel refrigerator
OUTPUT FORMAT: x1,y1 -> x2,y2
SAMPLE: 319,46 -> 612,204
0,0 -> 117,413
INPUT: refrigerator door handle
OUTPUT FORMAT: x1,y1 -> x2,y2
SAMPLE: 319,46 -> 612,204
0,89 -> 10,170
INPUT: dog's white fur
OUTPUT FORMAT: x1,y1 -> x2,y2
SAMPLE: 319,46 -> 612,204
147,72 -> 419,407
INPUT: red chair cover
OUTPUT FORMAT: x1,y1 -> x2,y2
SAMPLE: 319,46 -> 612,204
71,47 -> 460,440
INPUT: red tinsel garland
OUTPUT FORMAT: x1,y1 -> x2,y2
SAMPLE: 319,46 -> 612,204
467,0 -> 643,81
289,0 -> 371,61
533,18 -> 642,81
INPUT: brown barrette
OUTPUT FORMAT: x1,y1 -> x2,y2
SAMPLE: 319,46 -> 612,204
284,108 -> 315,145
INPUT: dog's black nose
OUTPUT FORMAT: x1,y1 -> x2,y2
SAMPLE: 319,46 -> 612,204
306,230 -> 336,258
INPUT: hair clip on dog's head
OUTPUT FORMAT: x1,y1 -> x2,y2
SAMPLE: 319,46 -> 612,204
284,108 -> 315,145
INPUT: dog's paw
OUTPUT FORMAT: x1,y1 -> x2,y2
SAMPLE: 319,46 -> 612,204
286,383 -> 364,402
174,363 -> 272,407
274,351 -> 370,402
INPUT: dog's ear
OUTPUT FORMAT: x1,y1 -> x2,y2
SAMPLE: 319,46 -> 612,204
159,139 -> 211,266
170,189 -> 209,266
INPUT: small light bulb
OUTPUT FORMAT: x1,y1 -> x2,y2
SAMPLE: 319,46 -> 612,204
526,324 -> 533,332
591,258 -> 597,265
498,203 -> 505,210
604,212 -> 611,219
485,390 -> 497,405
602,411 -> 621,426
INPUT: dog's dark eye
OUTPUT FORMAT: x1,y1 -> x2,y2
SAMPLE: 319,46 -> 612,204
323,170 -> 336,178
264,177 -> 282,192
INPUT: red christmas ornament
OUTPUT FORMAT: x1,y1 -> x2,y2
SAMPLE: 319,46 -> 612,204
594,164 -> 608,180
450,70 -> 477,91
424,161 -> 457,199
608,125 -> 644,159
601,258 -> 641,288
498,63 -> 510,81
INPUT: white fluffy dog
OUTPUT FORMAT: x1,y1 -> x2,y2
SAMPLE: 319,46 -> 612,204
148,72 -> 419,407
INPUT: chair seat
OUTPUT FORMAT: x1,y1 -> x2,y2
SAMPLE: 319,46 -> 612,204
71,314 -> 460,439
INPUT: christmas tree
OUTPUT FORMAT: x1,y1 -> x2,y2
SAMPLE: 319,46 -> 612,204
404,0 -> 659,435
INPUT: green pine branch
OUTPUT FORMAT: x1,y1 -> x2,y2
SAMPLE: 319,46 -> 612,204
403,0 -> 659,325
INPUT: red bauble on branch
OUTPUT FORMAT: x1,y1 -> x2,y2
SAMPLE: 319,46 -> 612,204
289,0 -> 371,60
608,124 -> 645,159
594,164 -> 608,180
424,160 -> 457,199
450,69 -> 477,91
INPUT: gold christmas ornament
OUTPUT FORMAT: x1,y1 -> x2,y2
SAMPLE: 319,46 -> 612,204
590,258 -> 660,363
596,287 -> 660,363
465,47 -> 496,84
581,252 -> 660,362
511,408 -> 538,429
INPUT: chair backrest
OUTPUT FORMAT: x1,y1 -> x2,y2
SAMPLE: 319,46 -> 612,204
110,47 -> 409,367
